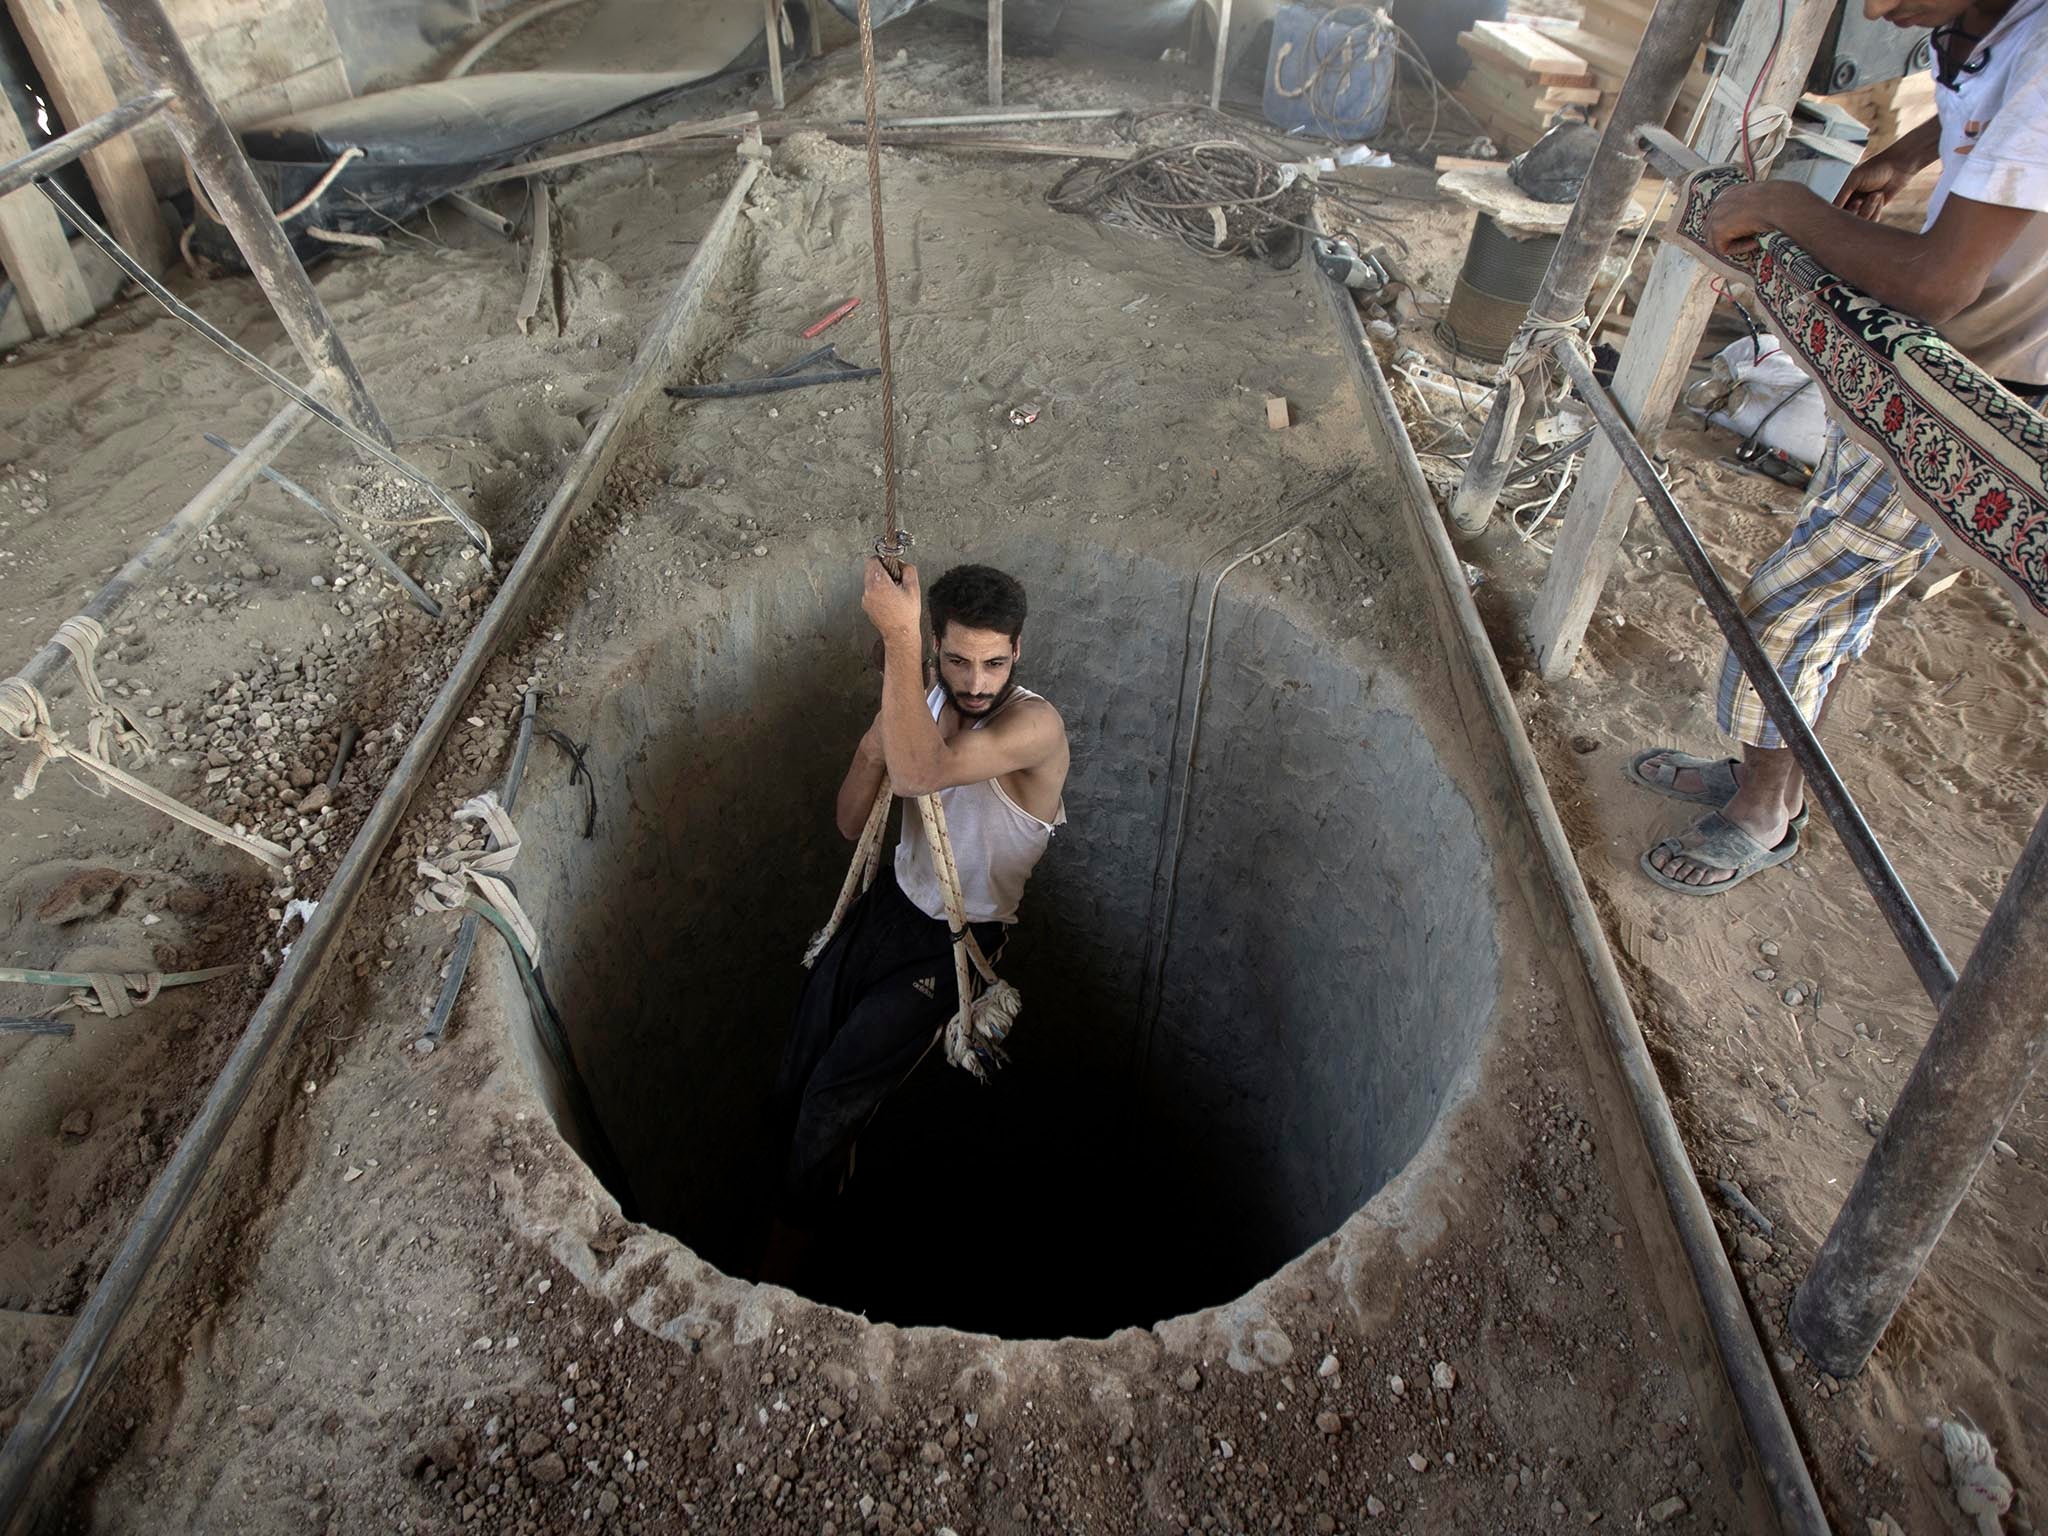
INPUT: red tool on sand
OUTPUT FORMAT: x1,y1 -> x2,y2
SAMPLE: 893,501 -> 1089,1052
803,297 -> 862,338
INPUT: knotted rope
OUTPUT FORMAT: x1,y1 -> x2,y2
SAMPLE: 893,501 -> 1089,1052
0,617 -> 290,871
805,778 -> 1022,1081
415,791 -> 542,964
1,962 -> 237,1021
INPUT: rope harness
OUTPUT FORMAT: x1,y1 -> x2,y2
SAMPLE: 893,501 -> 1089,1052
800,0 -> 1022,1081
0,617 -> 291,871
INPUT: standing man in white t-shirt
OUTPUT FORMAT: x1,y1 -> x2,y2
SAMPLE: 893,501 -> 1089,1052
1631,0 -> 2048,894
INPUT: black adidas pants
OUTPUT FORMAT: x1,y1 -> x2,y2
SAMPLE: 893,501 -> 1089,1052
774,867 -> 1005,1220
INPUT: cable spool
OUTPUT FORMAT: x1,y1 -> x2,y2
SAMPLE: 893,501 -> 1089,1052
1438,211 -> 1559,364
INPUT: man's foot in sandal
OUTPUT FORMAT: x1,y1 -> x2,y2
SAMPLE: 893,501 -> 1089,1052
1642,809 -> 1801,895
1629,747 -> 1808,831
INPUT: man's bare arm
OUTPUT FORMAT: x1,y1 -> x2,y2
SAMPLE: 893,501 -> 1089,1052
835,712 -> 886,841
1705,181 -> 2035,325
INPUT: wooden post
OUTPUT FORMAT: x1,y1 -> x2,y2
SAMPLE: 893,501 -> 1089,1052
5,0 -> 172,275
764,0 -> 785,111
987,0 -> 1002,109
1444,0 -> 1721,537
1790,799 -> 2048,1378
1526,0 -> 1837,678
1209,0 -> 1232,111
97,0 -> 395,447
0,95 -> 93,335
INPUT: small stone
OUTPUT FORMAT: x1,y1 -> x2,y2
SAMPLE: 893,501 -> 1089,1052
1407,1453 -> 1430,1473
1760,940 -> 1780,957
920,1440 -> 944,1465
1753,967 -> 1778,982
289,765 -> 316,788
299,785 -> 332,814
820,1397 -> 844,1422
597,1490 -> 619,1516
1649,1495 -> 1687,1523
60,1108 -> 93,1139
1735,1231 -> 1774,1264
516,1430 -> 550,1458
1318,1353 -> 1339,1378
1431,1361 -> 1455,1392
529,1452 -> 567,1485
238,561 -> 261,580
1176,1367 -> 1201,1392
1536,1212 -> 1560,1237
752,544 -> 768,557
1387,1375 -> 1404,1397
1993,1139 -> 2017,1160
1781,986 -> 1807,1007
1367,1495 -> 1387,1518
1315,1516 -> 1336,1535
1316,1412 -> 1342,1436
1570,734 -> 1601,754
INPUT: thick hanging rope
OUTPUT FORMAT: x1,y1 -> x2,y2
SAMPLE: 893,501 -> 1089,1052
0,617 -> 290,871
800,2 -> 1022,1078
854,0 -> 902,550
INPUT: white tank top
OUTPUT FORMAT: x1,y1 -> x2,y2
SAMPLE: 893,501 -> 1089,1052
894,684 -> 1065,925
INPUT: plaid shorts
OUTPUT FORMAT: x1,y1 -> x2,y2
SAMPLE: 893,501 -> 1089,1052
1714,439 -> 1938,749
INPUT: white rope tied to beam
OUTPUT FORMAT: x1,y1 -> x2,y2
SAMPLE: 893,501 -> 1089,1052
415,791 -> 543,965
0,619 -> 291,871
805,776 -> 1022,1080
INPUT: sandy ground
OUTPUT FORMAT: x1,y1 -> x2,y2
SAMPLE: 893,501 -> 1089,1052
0,11 -> 2039,1536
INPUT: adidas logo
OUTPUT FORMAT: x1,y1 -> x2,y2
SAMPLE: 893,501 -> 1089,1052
911,976 -> 936,998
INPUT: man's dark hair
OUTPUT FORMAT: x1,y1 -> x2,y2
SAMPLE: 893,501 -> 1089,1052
927,564 -> 1027,644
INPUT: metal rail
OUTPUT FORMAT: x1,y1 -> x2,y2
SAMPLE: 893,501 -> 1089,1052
0,155 -> 764,1531
0,89 -> 171,200
1623,125 -> 2048,1381
1552,342 -> 1958,1006
1314,216 -> 1830,1535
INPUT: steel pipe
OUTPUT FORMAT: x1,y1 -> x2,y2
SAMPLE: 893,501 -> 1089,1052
1313,212 -> 1831,1536
6,403 -> 311,704
0,156 -> 763,1531
1552,341 -> 1958,1005
0,89 -> 171,200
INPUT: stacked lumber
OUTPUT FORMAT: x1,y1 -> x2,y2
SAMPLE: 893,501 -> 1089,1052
1452,20 -> 1601,151
1526,4 -> 1711,131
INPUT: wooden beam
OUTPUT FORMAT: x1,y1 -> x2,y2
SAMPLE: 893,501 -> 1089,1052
5,0 -> 171,275
0,96 -> 94,335
987,0 -> 1002,109
1528,0 -> 1839,679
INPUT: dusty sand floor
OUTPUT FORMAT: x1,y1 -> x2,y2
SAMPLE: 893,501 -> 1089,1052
0,12 -> 2038,1536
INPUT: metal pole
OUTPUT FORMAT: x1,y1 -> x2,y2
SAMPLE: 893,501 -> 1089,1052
987,0 -> 1003,108
1791,800 -> 2048,1378
1552,342 -> 1958,1007
419,690 -> 540,1049
93,0 -> 395,448
5,403 -> 311,702
0,89 -> 170,200
1208,0 -> 1232,111
763,0 -> 785,110
1311,219 -> 1831,1536
1446,0 -> 1720,537
0,156 -> 763,1532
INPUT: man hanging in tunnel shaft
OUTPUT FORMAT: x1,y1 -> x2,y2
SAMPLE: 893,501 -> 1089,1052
768,560 -> 1070,1242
